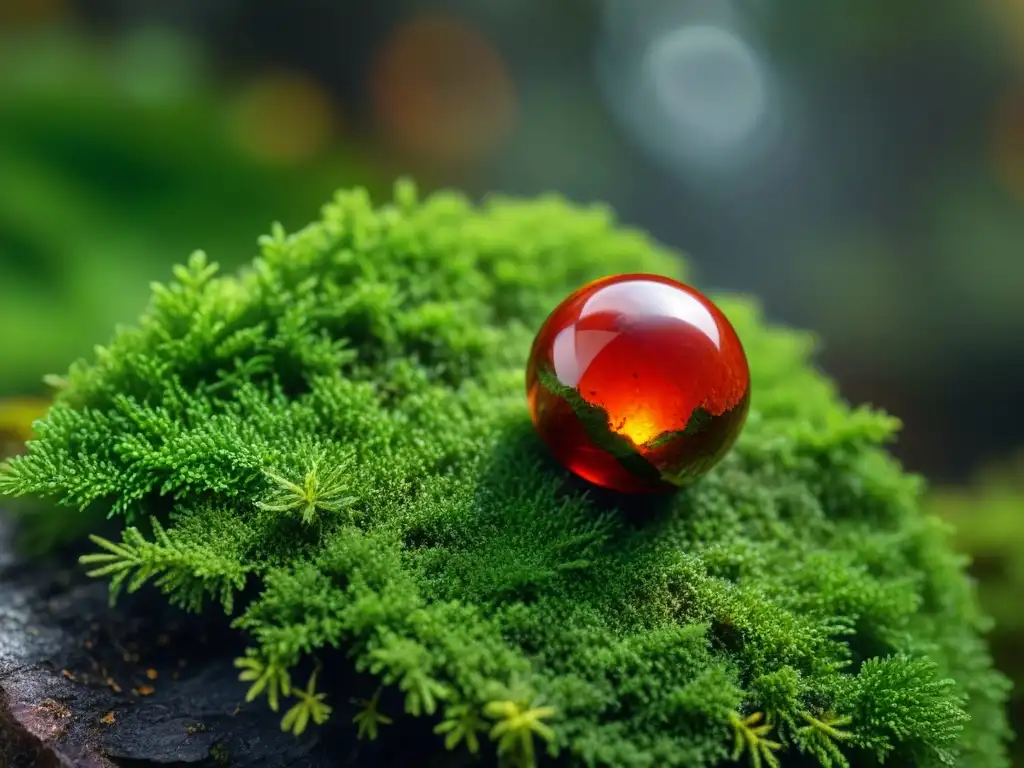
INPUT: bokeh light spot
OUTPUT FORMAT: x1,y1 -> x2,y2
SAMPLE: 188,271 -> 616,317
0,397 -> 50,457
647,25 -> 768,151
228,72 -> 341,166
991,85 -> 1024,202
0,0 -> 67,29
371,14 -> 516,167
596,12 -> 783,176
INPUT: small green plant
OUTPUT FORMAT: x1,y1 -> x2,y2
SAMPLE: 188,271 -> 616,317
485,696 -> 558,768
280,667 -> 332,736
80,517 -> 249,612
0,181 -> 1011,766
794,712 -> 852,768
434,702 -> 487,754
352,688 -> 393,741
257,457 -> 356,526
234,650 -> 292,712
210,742 -> 230,765
729,712 -> 781,768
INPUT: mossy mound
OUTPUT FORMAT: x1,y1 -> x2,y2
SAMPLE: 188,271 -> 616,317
0,182 -> 1011,767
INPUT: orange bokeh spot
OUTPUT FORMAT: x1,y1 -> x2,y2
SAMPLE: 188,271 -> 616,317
0,0 -> 67,27
371,14 -> 517,166
991,86 -> 1024,201
228,71 -> 342,166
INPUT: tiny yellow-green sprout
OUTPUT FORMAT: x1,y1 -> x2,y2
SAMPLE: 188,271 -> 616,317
280,668 -> 332,736
234,650 -> 293,712
795,711 -> 853,768
484,697 -> 557,768
434,702 -> 487,754
352,687 -> 393,741
257,457 -> 356,525
400,670 -> 448,717
730,711 -> 782,768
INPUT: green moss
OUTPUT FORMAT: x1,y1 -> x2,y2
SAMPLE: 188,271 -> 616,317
210,742 -> 230,765
928,454 -> 1024,766
930,455 -> 1024,634
0,181 -> 1011,767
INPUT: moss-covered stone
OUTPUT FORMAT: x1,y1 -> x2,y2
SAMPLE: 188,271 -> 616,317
0,181 -> 1011,767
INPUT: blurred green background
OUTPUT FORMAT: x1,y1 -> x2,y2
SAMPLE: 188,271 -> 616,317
0,0 -> 1021,762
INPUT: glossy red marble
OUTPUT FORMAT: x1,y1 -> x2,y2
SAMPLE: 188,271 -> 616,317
526,274 -> 750,493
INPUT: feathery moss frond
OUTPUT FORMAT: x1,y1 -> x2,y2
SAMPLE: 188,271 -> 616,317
234,649 -> 293,712
434,701 -> 488,754
257,455 -> 356,525
365,632 -> 450,716
846,656 -> 970,765
280,667 -> 332,736
0,180 -> 1011,766
352,688 -> 394,741
730,712 -> 782,768
484,696 -> 558,768
80,516 -> 249,612
794,712 -> 852,768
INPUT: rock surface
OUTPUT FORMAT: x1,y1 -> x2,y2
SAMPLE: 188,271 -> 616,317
0,510 -> 453,768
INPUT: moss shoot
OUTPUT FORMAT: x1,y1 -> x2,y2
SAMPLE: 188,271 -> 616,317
0,181 -> 1011,767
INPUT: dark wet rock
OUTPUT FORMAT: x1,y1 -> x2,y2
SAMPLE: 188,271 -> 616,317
0,510 -> 460,768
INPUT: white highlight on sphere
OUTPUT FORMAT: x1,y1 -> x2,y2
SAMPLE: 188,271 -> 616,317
646,25 -> 768,152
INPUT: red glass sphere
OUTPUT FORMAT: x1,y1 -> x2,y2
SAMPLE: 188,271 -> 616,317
526,274 -> 750,493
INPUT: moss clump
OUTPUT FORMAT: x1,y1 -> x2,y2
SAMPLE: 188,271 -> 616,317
930,454 -> 1024,636
929,454 -> 1024,766
0,181 -> 1011,767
